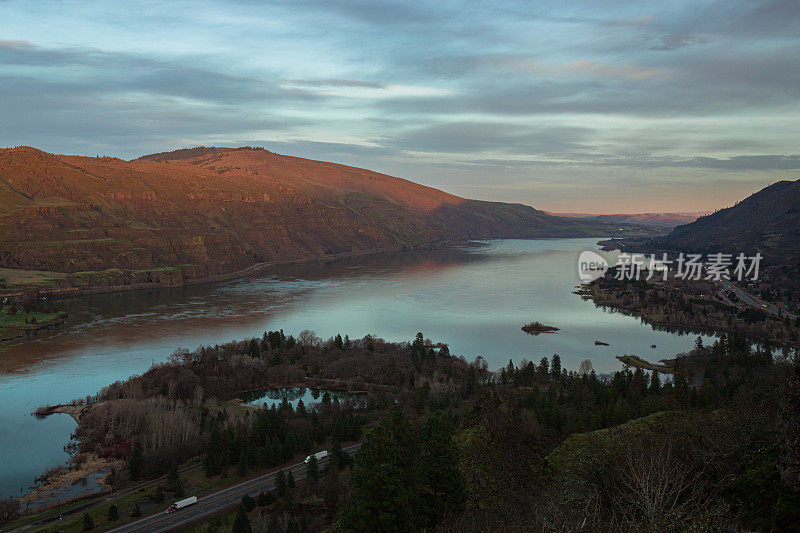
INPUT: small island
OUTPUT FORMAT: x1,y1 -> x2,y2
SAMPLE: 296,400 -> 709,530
594,340 -> 610,346
521,321 -> 560,335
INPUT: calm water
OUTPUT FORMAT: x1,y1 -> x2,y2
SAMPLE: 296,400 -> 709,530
240,388 -> 366,410
0,238 -> 713,497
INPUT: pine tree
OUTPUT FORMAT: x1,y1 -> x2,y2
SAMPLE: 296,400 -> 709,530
275,470 -> 287,497
538,357 -> 549,380
551,354 -> 561,380
338,406 -> 420,531
241,494 -> 255,512
306,455 -> 319,485
82,512 -> 94,531
231,510 -> 251,533
418,413 -> 466,528
128,443 -> 143,481
107,505 -> 119,521
650,370 -> 661,393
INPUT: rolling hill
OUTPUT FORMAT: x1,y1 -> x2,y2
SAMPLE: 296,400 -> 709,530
0,146 -> 648,289
554,211 -> 707,228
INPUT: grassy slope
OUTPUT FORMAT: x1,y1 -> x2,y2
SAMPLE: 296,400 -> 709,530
0,146 -> 649,285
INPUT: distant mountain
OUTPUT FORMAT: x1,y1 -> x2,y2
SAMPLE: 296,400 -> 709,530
0,146 -> 649,282
553,211 -> 708,228
662,179 -> 800,265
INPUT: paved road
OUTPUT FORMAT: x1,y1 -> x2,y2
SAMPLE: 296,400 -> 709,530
716,279 -> 797,319
106,444 -> 360,533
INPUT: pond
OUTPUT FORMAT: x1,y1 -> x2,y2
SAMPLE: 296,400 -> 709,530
239,387 -> 367,410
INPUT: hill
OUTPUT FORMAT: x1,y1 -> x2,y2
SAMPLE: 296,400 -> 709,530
554,211 -> 706,228
662,179 -> 800,264
0,146 -> 646,288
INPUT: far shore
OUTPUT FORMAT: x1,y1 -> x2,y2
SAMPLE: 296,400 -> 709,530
0,240 -> 465,302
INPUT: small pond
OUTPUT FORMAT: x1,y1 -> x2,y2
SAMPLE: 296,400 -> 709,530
239,387 -> 367,410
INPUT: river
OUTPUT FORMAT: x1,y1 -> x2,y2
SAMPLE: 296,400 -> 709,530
0,238 -> 713,498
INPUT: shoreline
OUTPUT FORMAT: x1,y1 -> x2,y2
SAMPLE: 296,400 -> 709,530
24,404 -> 116,512
0,315 -> 67,343
0,240 -> 464,302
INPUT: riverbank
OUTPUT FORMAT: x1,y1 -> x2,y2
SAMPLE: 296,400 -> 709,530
0,241 -> 465,302
22,404 -> 116,512
576,276 -> 800,347
0,309 -> 67,343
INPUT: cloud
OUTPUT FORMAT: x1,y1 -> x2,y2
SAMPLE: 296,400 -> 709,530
392,122 -> 592,155
0,40 -> 31,49
0,0 -> 799,210
594,155 -> 800,171
647,33 -> 709,51
283,78 -> 386,89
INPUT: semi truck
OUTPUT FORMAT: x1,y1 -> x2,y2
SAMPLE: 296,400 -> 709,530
165,496 -> 198,513
304,450 -> 328,463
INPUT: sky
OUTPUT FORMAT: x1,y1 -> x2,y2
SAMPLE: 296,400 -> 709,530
1,0 -> 799,213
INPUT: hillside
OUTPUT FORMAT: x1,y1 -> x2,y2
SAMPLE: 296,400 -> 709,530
0,146 -> 644,288
554,211 -> 706,228
662,179 -> 800,264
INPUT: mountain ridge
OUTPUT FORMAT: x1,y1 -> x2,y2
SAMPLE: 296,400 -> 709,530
0,146 -> 650,288
661,179 -> 800,264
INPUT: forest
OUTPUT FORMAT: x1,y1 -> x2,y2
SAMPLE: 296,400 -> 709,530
4,329 -> 799,532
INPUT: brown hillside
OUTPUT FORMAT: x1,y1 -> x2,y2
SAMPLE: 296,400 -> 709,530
0,146 -> 642,286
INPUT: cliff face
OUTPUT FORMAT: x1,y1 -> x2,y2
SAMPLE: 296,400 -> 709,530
0,146 -> 631,279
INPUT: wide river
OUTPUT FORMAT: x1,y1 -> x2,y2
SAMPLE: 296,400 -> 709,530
0,238 -> 712,498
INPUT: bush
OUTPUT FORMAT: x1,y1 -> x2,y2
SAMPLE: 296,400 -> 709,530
107,504 -> 119,521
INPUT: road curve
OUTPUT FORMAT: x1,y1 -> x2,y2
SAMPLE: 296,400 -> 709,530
716,279 -> 797,319
106,443 -> 361,533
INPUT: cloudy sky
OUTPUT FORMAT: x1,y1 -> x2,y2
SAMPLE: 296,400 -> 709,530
1,0 -> 799,212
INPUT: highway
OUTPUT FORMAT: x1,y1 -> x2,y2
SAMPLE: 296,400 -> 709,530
716,279 -> 797,319
106,444 -> 360,533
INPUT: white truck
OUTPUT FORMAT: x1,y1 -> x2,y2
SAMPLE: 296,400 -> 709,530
165,496 -> 198,514
304,450 -> 328,463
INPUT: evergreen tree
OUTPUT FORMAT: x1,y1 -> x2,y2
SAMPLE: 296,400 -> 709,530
167,464 -> 184,497
287,470 -> 295,490
231,510 -> 251,533
538,357 -> 549,380
128,443 -> 143,481
306,455 -> 319,485
241,494 -> 256,512
650,370 -> 661,393
551,354 -> 562,380
338,406 -> 420,531
418,413 -> 466,528
275,470 -> 287,497
107,505 -> 119,521
82,512 -> 94,531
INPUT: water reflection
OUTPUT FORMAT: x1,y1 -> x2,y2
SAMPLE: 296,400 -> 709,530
0,238 -> 714,497
240,387 -> 366,410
